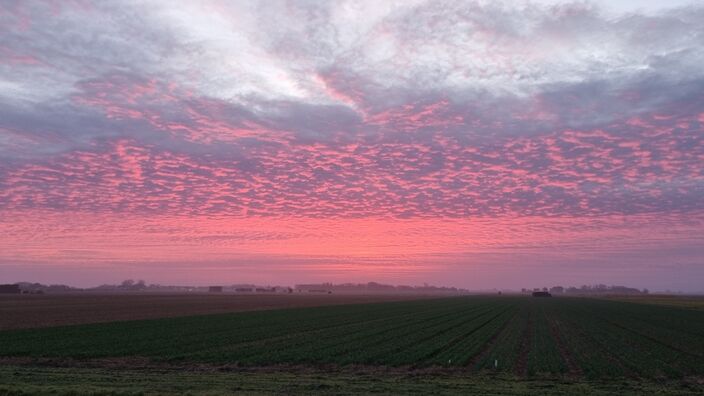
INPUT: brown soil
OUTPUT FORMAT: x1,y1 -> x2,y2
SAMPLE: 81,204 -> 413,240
0,293 -> 435,330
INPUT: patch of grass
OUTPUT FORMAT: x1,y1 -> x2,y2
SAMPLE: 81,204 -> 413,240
1,365 -> 703,396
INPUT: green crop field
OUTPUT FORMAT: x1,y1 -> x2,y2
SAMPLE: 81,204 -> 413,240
1,296 -> 703,395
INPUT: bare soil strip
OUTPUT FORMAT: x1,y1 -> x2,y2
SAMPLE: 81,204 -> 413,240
0,293 -> 437,330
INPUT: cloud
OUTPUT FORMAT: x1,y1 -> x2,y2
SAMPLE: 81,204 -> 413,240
1,108 -> 702,217
2,0 -> 703,216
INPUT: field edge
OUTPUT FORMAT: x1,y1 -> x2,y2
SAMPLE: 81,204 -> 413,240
1,364 -> 704,396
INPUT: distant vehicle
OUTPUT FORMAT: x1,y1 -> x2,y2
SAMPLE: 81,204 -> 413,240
532,291 -> 552,297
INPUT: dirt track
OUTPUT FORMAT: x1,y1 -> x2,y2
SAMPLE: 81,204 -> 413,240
0,293 -> 435,330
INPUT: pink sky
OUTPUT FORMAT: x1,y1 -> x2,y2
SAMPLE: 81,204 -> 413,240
1,1 -> 703,291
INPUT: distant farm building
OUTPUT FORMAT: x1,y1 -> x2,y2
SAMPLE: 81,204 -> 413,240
235,288 -> 253,293
532,291 -> 552,297
208,286 -> 223,293
0,284 -> 21,294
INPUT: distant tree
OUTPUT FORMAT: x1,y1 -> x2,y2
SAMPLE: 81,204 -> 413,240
642,288 -> 649,294
120,279 -> 135,289
118,279 -> 147,290
550,286 -> 564,294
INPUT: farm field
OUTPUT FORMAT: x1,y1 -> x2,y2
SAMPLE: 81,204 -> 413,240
1,296 -> 703,395
0,293 -> 435,330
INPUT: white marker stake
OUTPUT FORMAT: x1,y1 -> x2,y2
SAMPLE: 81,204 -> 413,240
495,359 -> 498,368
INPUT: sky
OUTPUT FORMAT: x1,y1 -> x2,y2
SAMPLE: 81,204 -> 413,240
1,0 -> 703,292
